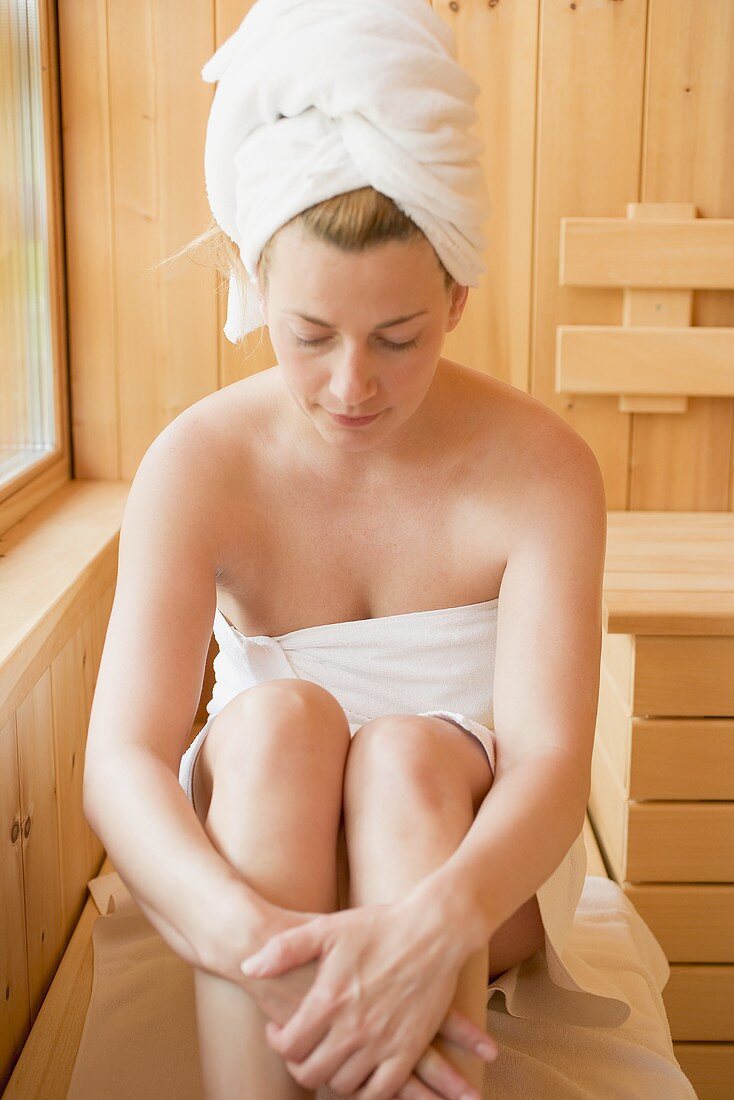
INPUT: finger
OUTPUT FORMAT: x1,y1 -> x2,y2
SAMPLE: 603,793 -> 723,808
438,1008 -> 498,1061
267,986 -> 334,1062
284,1027 -> 364,1093
413,1046 -> 483,1100
240,921 -> 324,978
397,1072 -> 451,1099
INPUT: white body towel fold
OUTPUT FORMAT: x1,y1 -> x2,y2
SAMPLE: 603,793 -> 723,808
178,598 -> 636,1028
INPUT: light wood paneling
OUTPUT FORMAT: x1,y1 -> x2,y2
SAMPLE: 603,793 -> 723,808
590,734 -> 734,883
57,0 -> 117,480
0,480 -> 128,727
530,0 -> 648,510
596,662 -> 734,801
1,595 -> 111,1092
664,966 -> 734,1043
591,508 -> 734,1081
0,714 -> 29,1096
633,0 -> 734,512
15,671 -> 64,1025
50,621 -> 105,939
559,215 -> 734,289
434,0 -> 538,393
1,855 -> 104,1100
625,884 -> 734,964
674,1044 -> 734,1100
558,325 -> 734,397
602,510 -> 734,634
603,633 -> 734,717
59,0 -> 734,517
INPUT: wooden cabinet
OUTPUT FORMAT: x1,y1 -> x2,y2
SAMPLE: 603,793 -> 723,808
0,590 -> 112,1093
590,511 -> 734,1097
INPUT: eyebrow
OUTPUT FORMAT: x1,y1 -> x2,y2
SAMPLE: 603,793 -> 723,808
287,310 -> 428,330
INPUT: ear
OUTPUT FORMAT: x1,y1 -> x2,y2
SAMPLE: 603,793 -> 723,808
446,283 -> 469,332
256,285 -> 268,325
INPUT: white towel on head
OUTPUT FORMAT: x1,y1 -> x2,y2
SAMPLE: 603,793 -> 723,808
200,0 -> 491,343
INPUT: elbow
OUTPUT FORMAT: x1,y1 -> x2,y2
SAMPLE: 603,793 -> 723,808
82,763 -> 105,836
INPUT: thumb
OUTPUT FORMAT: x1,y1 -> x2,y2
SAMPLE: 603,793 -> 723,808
240,922 -> 324,978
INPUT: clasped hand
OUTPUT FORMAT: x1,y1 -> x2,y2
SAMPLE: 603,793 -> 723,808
238,894 -> 498,1100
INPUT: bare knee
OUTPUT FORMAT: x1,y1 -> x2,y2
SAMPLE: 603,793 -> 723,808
212,679 -> 351,768
193,680 -> 351,817
345,716 -> 473,815
240,678 -> 350,726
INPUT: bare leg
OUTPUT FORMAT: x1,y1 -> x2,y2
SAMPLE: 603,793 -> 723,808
189,682 -> 352,1100
342,717 -> 495,1097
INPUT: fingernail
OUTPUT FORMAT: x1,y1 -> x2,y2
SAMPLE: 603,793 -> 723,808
241,956 -> 266,976
478,1041 -> 496,1060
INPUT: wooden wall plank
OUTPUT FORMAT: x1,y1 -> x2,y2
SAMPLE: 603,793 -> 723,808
631,0 -> 734,509
433,0 -> 539,393
533,0 -> 648,509
111,0 -> 218,475
56,0 -> 118,479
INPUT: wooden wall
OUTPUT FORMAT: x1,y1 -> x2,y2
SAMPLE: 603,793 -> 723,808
58,0 -> 734,507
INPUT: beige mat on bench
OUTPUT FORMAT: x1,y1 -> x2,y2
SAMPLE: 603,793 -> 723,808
67,872 -> 696,1099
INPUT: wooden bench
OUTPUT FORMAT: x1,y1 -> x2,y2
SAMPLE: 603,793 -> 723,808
589,511 -> 734,1098
3,811 -> 607,1100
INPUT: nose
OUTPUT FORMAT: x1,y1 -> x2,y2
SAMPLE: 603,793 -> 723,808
327,354 -> 378,410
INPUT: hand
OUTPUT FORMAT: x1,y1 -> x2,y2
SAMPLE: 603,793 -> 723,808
239,897 -> 498,1100
186,883 -> 496,1099
241,903 -> 496,1100
195,889 -> 325,1028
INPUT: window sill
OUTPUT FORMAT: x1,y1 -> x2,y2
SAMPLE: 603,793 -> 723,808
0,479 -> 130,725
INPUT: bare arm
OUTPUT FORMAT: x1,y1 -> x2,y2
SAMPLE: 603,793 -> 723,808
409,432 -> 607,947
84,744 -> 266,967
83,415 -> 267,970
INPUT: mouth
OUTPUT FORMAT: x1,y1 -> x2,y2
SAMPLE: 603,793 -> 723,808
327,410 -> 382,427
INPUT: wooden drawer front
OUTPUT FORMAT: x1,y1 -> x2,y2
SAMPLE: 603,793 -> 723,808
597,662 -> 734,800
590,738 -> 734,882
602,630 -> 734,717
664,965 -> 734,1042
673,1043 -> 734,1100
623,884 -> 734,963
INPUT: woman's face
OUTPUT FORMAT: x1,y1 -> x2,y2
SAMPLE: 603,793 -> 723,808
257,220 -> 468,460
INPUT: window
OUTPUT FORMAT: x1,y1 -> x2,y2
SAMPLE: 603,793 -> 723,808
1,0 -> 70,532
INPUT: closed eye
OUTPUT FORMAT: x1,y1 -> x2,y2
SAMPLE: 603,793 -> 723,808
295,335 -> 418,351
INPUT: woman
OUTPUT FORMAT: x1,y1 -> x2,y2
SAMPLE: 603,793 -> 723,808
84,3 -> 628,1099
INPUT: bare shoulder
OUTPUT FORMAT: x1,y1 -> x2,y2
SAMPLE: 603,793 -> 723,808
134,371 -> 277,567
147,371 -> 268,462
448,359 -> 606,523
142,369 -> 274,489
